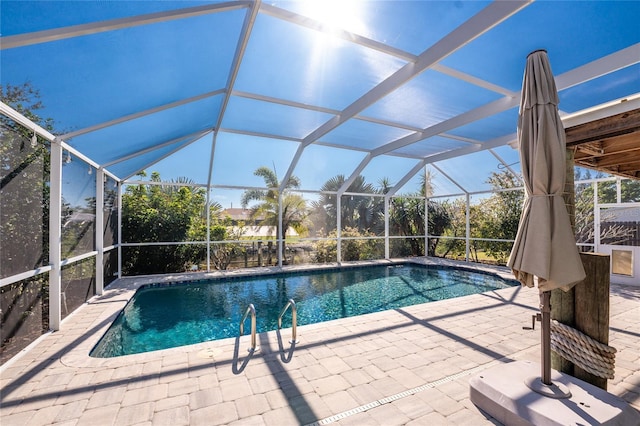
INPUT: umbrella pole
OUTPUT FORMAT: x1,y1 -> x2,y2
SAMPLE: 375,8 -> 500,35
524,290 -> 571,398
541,291 -> 552,385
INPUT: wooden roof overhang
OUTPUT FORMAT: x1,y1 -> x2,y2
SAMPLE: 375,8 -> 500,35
566,108 -> 640,181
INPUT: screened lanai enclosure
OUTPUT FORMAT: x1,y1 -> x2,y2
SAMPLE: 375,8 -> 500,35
1,0 -> 639,364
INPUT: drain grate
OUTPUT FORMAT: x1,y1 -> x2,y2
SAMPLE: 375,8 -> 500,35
304,362 -> 498,426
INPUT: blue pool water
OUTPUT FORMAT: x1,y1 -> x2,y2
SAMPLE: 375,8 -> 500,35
90,264 -> 515,357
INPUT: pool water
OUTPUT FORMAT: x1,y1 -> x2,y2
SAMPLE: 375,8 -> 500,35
90,264 -> 515,357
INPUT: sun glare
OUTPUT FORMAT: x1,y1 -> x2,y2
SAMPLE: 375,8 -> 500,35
300,0 -> 368,38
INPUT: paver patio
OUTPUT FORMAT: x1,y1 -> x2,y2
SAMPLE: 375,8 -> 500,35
1,259 -> 638,425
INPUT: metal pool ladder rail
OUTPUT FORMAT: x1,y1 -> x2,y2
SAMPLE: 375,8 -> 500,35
278,299 -> 299,344
239,303 -> 258,352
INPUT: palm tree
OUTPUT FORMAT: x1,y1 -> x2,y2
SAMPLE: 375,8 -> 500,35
311,174 -> 378,233
241,166 -> 307,264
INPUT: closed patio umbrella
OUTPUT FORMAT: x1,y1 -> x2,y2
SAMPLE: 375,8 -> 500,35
507,50 -> 586,390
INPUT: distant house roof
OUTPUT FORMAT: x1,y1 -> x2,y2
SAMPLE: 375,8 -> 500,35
222,208 -> 252,221
221,208 -> 265,222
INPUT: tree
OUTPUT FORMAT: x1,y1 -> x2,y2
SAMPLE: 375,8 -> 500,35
1,83 -> 54,277
241,166 -> 308,264
210,218 -> 246,271
310,174 -> 378,234
438,198 -> 467,259
474,171 -> 524,263
437,171 -> 523,264
121,171 -> 210,274
314,227 -> 382,262
1,82 -> 55,361
388,170 -> 450,257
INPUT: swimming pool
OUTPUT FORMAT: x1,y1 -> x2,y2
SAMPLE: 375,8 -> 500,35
90,264 -> 515,357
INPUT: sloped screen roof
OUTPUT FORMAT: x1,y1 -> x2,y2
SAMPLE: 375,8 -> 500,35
2,0 -> 639,194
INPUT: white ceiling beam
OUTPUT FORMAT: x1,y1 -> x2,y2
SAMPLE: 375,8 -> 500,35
121,131 -> 209,181
555,43 -> 640,92
431,163 -> 468,194
218,127 -> 302,144
233,89 -> 424,132
0,101 -> 121,178
439,133 -> 483,145
371,95 -> 519,157
259,3 -> 416,62
386,159 -> 428,198
232,90 -> 339,115
279,0 -> 531,192
420,92 -> 640,167
337,154 -> 373,196
262,4 -> 517,99
304,0 -> 530,148
432,63 -> 518,97
102,129 -> 211,168
423,93 -> 640,167
426,132 -> 518,166
60,89 -> 224,140
207,0 -> 261,190
1,1 -> 250,50
373,44 -> 639,158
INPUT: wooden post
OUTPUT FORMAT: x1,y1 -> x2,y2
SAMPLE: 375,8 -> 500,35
551,148 -> 577,374
574,252 -> 611,390
552,148 -> 611,390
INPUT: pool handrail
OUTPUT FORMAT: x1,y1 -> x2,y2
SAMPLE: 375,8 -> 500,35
278,299 -> 298,344
239,303 -> 257,352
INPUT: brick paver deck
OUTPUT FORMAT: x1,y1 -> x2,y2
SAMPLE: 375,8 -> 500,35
2,259 -> 638,425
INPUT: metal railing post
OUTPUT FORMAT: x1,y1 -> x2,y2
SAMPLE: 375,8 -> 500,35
239,304 -> 258,352
278,299 -> 298,344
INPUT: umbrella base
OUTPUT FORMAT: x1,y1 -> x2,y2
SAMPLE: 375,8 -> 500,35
469,360 -> 640,426
524,376 -> 571,399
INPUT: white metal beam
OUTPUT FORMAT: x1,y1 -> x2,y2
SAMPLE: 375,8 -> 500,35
366,43 -> 639,161
261,1 -> 527,101
337,154 -> 373,196
49,140 -> 63,331
371,95 -> 519,157
95,168 -> 104,295
232,90 -> 339,115
218,127 -> 302,143
555,43 -> 640,92
60,90 -> 224,140
207,0 -> 261,191
278,0 -> 530,191
431,163 -> 468,195
425,132 -> 518,166
0,267 -> 51,289
102,129 -> 211,168
309,1 -> 529,148
0,102 -> 56,140
432,63 -> 518,97
121,131 -> 210,181
117,183 -> 122,279
386,159 -> 428,198
259,3 -> 416,62
423,90 -> 640,166
1,1 -> 251,50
